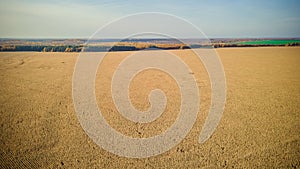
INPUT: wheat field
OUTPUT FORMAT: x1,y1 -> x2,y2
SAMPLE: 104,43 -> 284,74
0,47 -> 299,168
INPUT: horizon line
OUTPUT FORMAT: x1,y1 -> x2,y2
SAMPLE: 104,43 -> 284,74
1,37 -> 300,40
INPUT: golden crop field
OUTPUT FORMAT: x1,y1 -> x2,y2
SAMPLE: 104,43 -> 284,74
0,47 -> 299,168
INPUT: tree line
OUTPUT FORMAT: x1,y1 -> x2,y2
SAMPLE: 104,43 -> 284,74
0,42 -> 299,52
0,45 -> 83,52
0,44 -> 191,52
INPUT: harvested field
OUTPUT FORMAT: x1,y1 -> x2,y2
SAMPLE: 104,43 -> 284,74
0,47 -> 299,168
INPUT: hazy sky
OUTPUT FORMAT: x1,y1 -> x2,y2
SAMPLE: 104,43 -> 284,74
0,0 -> 300,38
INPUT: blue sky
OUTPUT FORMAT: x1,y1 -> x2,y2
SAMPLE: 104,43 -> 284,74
0,0 -> 299,38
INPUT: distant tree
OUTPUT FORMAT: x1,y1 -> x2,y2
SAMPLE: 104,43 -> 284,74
42,47 -> 47,52
65,47 -> 73,52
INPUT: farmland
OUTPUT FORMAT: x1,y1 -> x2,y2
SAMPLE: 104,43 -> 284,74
0,47 -> 299,168
1,38 -> 300,52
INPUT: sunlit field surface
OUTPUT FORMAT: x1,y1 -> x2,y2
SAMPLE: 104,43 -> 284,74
0,47 -> 299,168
